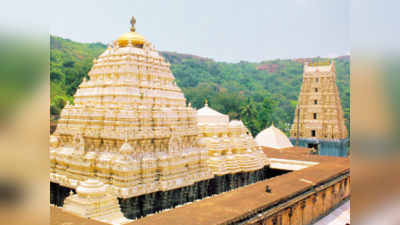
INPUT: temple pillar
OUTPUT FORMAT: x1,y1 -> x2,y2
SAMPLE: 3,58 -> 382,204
242,173 -> 248,186
160,191 -> 169,210
119,198 -> 132,219
233,174 -> 238,189
142,193 -> 156,217
199,181 -> 207,199
131,197 -> 141,219
228,174 -> 234,191
187,185 -> 194,202
178,188 -> 185,206
249,171 -> 254,184
193,182 -> 199,200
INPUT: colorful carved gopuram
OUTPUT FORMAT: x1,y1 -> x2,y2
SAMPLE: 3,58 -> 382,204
197,101 -> 269,195
50,17 -> 215,219
289,61 -> 349,157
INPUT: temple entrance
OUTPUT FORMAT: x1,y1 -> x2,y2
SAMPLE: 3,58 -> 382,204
308,143 -> 318,152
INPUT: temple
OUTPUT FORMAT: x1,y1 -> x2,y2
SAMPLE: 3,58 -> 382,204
63,179 -> 129,224
289,61 -> 349,157
50,16 -> 214,218
51,17 -> 273,220
50,17 -> 350,225
197,101 -> 269,193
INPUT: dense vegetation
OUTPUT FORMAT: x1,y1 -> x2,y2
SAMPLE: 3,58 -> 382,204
50,36 -> 350,137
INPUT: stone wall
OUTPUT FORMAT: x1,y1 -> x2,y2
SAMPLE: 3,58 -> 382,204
228,173 -> 350,225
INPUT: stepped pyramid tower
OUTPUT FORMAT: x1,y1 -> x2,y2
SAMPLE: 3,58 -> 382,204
50,17 -> 214,219
289,61 -> 349,157
197,101 -> 269,194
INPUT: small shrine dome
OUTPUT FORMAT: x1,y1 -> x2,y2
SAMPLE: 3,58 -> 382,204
197,100 -> 229,123
255,123 -> 293,149
76,179 -> 107,198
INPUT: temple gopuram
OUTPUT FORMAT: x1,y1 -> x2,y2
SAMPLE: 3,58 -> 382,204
289,61 -> 349,157
50,17 -> 350,225
50,17 -> 215,219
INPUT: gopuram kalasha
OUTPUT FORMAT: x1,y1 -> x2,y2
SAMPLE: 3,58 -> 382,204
289,61 -> 349,157
49,17 -> 272,220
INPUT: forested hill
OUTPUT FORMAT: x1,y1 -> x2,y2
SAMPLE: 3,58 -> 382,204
50,35 -> 350,136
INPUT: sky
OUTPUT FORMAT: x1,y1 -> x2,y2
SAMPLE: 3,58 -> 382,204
50,0 -> 350,63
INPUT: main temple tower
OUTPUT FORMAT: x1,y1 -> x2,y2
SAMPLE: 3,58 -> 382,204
50,17 -> 214,219
289,61 -> 349,157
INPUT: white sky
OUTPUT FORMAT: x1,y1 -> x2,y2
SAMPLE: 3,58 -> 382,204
50,0 -> 350,63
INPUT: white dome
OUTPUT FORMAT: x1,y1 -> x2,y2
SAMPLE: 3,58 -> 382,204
197,104 -> 229,123
255,123 -> 293,149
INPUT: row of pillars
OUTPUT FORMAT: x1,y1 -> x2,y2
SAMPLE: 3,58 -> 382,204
50,166 -> 271,220
119,166 -> 270,219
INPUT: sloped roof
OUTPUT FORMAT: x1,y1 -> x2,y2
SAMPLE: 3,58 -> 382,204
255,124 -> 293,149
197,104 -> 229,123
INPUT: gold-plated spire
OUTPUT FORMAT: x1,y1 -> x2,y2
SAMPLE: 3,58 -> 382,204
314,61 -> 317,66
322,61 -> 325,66
205,99 -> 208,105
318,61 -> 321,66
309,61 -> 313,67
117,16 -> 147,47
327,60 -> 330,66
130,16 -> 136,32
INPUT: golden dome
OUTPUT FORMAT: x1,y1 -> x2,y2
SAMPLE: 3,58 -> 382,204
117,31 -> 146,47
117,16 -> 147,47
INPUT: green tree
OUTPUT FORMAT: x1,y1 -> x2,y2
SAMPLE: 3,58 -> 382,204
239,98 -> 258,122
259,97 -> 277,129
50,96 -> 73,115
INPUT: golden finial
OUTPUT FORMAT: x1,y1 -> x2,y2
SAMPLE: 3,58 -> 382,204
318,61 -> 321,66
314,62 -> 317,66
205,99 -> 208,105
327,60 -> 330,66
322,61 -> 325,66
271,122 -> 274,127
130,16 -> 136,32
309,61 -> 312,67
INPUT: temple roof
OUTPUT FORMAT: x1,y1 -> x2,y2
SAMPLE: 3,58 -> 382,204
255,123 -> 293,149
117,16 -> 147,47
197,103 -> 229,123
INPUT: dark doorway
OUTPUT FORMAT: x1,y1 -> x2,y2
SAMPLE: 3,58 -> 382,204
308,143 -> 318,151
311,130 -> 316,137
